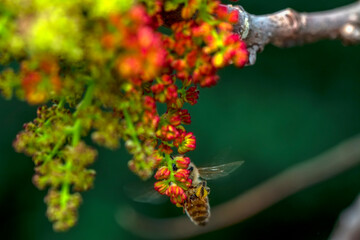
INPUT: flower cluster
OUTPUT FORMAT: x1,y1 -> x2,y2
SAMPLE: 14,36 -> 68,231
21,58 -> 61,104
13,104 -> 97,231
102,6 -> 166,82
154,155 -> 192,205
0,0 -> 248,230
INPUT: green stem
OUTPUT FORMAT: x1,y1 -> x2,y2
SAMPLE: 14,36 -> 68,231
58,97 -> 65,108
44,135 -> 66,163
60,83 -> 94,209
165,154 -> 176,183
36,98 -> 66,133
123,108 -> 141,146
75,81 -> 95,115
60,160 -> 71,208
71,120 -> 81,146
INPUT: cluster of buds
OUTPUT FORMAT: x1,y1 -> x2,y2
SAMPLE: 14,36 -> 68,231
0,0 -> 249,230
21,58 -> 61,104
149,1 -> 248,208
101,5 -> 166,83
13,103 -> 98,231
154,155 -> 192,205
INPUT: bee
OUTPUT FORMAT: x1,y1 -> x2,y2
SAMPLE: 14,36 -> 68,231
183,161 -> 244,226
126,159 -> 244,226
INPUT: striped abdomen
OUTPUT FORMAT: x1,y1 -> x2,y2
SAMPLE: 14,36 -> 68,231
185,197 -> 210,226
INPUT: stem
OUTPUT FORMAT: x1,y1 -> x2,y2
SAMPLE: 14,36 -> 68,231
44,135 -> 66,163
123,108 -> 141,146
76,81 -> 95,114
165,154 -> 176,183
58,97 -> 65,108
60,83 -> 94,209
71,120 -> 81,146
229,2 -> 360,64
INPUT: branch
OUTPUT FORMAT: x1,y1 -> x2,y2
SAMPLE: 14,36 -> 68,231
229,2 -> 360,64
330,193 -> 360,240
116,134 -> 360,239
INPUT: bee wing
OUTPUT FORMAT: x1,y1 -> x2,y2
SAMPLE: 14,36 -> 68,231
131,189 -> 166,204
123,182 -> 167,204
197,161 -> 244,180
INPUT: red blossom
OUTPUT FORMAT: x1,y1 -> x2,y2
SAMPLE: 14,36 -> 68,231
165,183 -> 187,204
185,86 -> 199,105
158,143 -> 173,154
143,96 -> 156,112
154,166 -> 171,180
152,150 -> 164,168
21,59 -> 61,104
174,169 -> 190,182
178,109 -> 191,125
154,180 -> 169,194
156,124 -> 179,141
168,114 -> 181,126
165,85 -> 178,103
106,6 -> 167,82
215,5 -> 228,20
174,156 -> 191,169
174,131 -> 196,154
228,10 -> 239,24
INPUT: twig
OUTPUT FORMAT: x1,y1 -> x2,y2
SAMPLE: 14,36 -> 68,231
162,2 -> 360,65
116,134 -> 360,239
229,2 -> 360,64
330,194 -> 360,240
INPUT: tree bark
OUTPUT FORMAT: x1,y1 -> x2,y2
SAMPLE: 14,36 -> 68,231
229,2 -> 360,64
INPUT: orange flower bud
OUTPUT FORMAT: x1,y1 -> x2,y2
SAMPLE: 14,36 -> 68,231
154,181 -> 169,194
154,166 -> 171,180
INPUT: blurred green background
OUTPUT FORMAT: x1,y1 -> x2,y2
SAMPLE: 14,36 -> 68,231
2,0 -> 360,239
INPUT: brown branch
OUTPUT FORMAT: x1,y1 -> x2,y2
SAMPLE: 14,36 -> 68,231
116,134 -> 360,239
229,2 -> 360,64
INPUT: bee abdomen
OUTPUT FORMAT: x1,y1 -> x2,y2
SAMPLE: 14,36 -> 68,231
186,199 -> 210,225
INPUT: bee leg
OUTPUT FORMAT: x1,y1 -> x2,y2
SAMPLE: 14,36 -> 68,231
190,194 -> 196,200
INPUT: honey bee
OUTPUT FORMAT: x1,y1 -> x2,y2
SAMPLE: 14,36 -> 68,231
127,159 -> 244,226
183,161 -> 244,226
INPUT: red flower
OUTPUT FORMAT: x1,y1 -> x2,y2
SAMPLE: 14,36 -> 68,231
154,181 -> 169,194
154,166 -> 171,180
174,132 -> 196,154
174,169 -> 190,182
178,109 -> 191,125
165,183 -> 187,204
158,143 -> 173,154
185,87 -> 199,105
143,96 -> 156,113
174,156 -> 191,169
156,124 -> 179,141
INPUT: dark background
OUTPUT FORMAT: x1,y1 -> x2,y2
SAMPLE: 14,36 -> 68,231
1,0 -> 360,239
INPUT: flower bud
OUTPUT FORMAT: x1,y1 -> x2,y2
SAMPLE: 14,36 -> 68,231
154,181 -> 169,194
174,169 -> 190,182
174,155 -> 191,169
176,132 -> 196,154
154,166 -> 171,180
